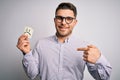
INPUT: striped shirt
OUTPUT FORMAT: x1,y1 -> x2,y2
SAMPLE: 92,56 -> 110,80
23,35 -> 112,80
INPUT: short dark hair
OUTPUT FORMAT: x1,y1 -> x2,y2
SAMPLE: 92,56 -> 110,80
55,2 -> 77,17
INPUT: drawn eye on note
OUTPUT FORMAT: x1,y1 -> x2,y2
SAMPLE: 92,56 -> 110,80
24,26 -> 33,38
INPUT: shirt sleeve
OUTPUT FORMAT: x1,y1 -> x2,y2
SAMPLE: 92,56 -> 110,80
22,48 -> 39,79
86,54 -> 112,80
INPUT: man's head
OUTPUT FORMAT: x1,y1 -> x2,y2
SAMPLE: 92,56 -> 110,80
54,2 -> 77,38
55,2 -> 77,18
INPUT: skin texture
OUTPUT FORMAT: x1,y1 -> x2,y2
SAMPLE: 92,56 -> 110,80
17,9 -> 101,64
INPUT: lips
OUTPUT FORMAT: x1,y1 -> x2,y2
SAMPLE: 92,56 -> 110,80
58,26 -> 69,31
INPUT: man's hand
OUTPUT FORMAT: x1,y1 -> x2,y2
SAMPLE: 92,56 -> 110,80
77,45 -> 101,64
16,34 -> 31,54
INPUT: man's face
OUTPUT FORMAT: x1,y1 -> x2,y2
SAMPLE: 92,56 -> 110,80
54,9 -> 77,37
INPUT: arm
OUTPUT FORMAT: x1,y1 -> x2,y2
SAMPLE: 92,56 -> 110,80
77,45 -> 112,80
86,55 -> 112,80
22,49 -> 39,79
16,35 -> 39,79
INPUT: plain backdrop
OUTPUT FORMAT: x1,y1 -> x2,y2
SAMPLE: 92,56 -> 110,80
0,0 -> 120,80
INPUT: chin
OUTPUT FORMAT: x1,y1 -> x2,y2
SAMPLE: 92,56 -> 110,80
57,32 -> 71,37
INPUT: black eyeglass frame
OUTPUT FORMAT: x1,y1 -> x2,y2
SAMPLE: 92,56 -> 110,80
55,16 -> 76,24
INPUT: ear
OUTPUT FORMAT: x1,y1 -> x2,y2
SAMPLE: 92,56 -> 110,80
74,19 -> 78,26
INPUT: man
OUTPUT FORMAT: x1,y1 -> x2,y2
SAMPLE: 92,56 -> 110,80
17,2 -> 112,80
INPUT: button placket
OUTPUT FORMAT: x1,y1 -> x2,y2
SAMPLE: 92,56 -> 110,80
58,44 -> 64,79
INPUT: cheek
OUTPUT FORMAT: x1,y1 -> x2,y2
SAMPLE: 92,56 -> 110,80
54,21 -> 58,27
69,24 -> 75,30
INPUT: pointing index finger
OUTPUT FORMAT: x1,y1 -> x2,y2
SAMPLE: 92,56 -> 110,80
77,47 -> 89,51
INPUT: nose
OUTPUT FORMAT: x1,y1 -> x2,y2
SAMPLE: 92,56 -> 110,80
61,18 -> 66,24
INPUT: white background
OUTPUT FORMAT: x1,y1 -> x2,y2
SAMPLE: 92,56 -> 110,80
0,0 -> 120,80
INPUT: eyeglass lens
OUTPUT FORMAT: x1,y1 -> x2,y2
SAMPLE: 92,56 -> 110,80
55,16 -> 75,24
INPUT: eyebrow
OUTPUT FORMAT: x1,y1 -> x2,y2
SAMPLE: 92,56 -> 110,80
55,16 -> 75,18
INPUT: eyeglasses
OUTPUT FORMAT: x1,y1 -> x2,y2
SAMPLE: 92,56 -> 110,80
55,16 -> 75,24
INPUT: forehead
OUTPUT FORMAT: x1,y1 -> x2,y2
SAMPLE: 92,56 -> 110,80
56,9 -> 74,17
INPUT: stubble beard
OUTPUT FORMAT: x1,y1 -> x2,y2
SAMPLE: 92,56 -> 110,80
56,29 -> 72,38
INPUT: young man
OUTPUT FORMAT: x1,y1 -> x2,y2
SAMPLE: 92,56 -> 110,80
17,2 -> 112,80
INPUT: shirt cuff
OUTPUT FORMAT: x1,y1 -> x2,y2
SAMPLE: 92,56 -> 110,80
22,51 -> 33,66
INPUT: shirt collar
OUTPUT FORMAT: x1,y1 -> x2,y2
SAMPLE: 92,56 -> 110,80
53,34 -> 74,44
